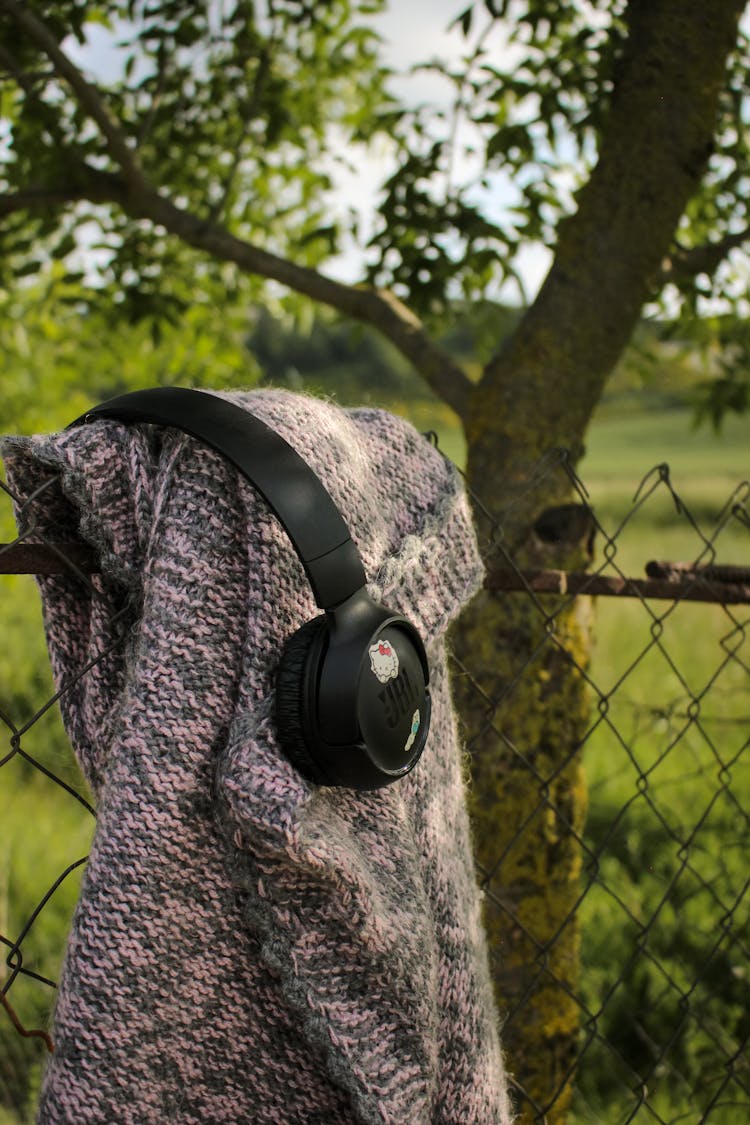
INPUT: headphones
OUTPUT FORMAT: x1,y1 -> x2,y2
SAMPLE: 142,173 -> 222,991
69,387 -> 431,790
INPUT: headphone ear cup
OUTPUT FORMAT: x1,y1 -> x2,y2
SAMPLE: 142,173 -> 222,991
275,615 -> 329,785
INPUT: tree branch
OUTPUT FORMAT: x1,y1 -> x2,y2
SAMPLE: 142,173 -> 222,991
0,0 -> 148,194
140,191 -> 472,416
1,166 -> 472,416
0,0 -> 472,417
660,226 -> 750,283
0,175 -> 123,217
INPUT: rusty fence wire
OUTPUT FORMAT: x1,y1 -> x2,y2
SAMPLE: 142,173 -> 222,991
1,448 -> 749,1124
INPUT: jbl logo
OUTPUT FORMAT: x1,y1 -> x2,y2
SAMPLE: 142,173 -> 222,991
378,666 -> 418,729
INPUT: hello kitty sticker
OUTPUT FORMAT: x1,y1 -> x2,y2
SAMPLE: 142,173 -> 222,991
369,637 -> 399,683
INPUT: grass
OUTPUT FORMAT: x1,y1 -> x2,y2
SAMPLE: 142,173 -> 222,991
0,564 -> 95,1122
1,768 -> 92,1124
573,681 -> 750,1117
568,408 -> 750,1122
580,406 -> 748,559
581,405 -> 748,482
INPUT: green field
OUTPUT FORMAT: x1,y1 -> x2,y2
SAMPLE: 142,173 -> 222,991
0,568 -> 93,1123
573,408 -> 749,1122
584,404 -> 747,479
581,406 -> 748,563
1,403 -> 748,1122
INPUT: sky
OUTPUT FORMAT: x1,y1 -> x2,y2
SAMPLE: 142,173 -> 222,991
66,0 -> 552,302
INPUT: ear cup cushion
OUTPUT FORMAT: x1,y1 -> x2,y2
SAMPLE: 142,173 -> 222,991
275,615 -> 330,785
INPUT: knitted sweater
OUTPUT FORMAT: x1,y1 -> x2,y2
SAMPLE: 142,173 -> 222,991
2,390 -> 513,1125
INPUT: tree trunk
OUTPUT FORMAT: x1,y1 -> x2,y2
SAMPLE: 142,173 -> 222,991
453,442 -> 594,1122
451,2 -> 745,1118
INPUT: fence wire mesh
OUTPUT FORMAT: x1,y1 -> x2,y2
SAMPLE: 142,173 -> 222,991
1,445 -> 748,1124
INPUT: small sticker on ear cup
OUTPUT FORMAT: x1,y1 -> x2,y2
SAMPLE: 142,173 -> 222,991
369,637 -> 399,683
404,709 -> 421,753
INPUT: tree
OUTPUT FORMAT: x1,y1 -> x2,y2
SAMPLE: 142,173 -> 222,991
1,1 -> 748,1119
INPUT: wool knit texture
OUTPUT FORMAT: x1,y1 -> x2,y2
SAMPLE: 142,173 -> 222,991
2,390 -> 513,1125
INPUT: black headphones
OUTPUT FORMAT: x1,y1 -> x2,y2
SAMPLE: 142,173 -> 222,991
69,387 -> 431,790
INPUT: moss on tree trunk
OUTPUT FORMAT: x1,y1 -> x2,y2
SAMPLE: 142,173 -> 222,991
454,592 -> 594,1120
452,460 -> 595,1120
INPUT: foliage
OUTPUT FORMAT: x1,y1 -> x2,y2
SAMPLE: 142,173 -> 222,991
0,0 -> 393,313
247,297 -> 521,399
0,1 -> 748,425
248,304 -> 427,401
1,265 -> 262,434
367,0 -> 626,307
688,317 -> 750,432
367,0 -> 750,328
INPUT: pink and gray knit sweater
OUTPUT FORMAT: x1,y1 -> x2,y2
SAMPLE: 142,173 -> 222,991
3,390 -> 513,1124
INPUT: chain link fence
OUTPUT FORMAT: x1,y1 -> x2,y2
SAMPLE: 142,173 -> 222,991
1,444 -> 748,1123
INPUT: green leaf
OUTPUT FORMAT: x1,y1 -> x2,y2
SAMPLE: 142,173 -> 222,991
451,4 -> 474,37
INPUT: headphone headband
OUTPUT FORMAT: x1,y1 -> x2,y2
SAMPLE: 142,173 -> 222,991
70,387 -> 367,609
69,385 -> 430,788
